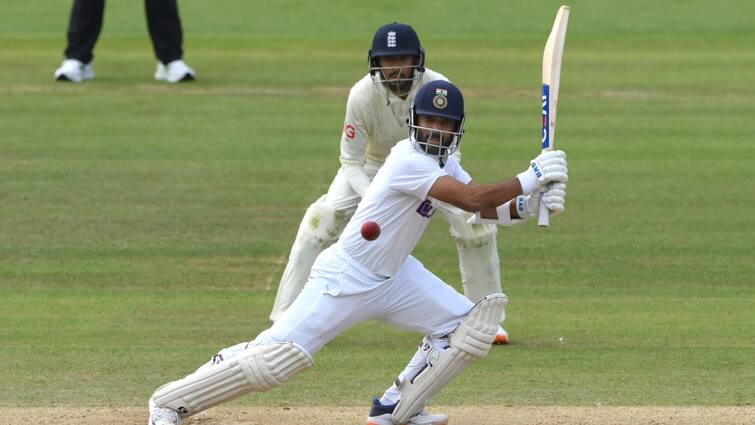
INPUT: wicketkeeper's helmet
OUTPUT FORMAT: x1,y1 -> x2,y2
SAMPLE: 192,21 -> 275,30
368,23 -> 425,95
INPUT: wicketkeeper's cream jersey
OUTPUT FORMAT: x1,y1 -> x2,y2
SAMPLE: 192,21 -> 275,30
339,139 -> 471,278
339,68 -> 448,166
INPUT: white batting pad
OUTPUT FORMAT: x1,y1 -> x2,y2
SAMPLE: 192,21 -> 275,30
392,294 -> 507,423
152,342 -> 313,418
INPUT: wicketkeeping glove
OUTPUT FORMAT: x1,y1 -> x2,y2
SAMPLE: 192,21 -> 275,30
516,150 -> 568,195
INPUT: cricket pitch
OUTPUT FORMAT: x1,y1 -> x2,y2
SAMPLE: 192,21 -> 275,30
1,406 -> 753,425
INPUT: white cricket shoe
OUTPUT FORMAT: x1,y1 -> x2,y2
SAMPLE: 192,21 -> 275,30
54,59 -> 94,82
148,398 -> 182,425
155,59 -> 196,83
366,398 -> 449,425
494,325 -> 509,345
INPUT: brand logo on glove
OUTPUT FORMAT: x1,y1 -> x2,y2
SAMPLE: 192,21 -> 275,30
517,196 -> 526,215
531,162 -> 543,178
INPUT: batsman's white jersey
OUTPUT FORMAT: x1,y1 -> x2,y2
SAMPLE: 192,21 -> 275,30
271,68 -> 503,328
341,139 -> 470,278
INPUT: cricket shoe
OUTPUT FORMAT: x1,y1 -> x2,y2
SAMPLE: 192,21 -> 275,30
54,59 -> 94,82
493,325 -> 509,345
148,398 -> 182,425
155,59 -> 196,83
366,398 -> 448,425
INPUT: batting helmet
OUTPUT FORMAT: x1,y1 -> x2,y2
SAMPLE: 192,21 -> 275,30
409,80 -> 466,163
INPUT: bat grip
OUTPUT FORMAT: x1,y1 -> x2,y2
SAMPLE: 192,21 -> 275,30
537,184 -> 551,227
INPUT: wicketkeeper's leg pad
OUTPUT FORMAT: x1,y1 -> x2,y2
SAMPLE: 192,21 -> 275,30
441,205 -> 503,310
392,294 -> 507,423
270,199 -> 348,321
152,342 -> 313,418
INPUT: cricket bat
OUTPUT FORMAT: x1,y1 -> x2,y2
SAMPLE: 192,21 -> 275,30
538,5 -> 570,227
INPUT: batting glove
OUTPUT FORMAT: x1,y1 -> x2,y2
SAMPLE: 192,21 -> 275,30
517,150 -> 568,195
541,182 -> 567,216
514,182 -> 567,220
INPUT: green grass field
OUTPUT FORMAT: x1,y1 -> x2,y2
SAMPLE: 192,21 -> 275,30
1,0 -> 753,413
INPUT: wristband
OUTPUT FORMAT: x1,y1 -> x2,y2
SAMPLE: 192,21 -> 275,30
516,163 -> 540,195
515,195 -> 529,219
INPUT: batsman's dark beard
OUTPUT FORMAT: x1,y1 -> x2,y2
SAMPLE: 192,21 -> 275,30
424,144 -> 442,156
419,133 -> 451,156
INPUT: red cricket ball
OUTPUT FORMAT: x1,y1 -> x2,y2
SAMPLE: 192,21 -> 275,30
360,220 -> 381,241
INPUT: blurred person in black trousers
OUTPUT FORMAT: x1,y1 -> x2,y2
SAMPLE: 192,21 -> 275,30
54,0 -> 196,83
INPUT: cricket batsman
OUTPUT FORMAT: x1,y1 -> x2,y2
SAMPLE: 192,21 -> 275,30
147,79 -> 568,425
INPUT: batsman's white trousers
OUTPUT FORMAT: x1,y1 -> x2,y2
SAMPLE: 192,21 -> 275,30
257,243 -> 474,355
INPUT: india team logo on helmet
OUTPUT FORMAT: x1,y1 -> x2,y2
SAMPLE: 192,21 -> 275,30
432,88 -> 448,109
409,80 -> 466,165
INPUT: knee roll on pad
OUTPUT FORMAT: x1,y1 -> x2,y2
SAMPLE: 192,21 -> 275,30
392,294 -> 507,423
449,293 -> 508,357
152,342 -> 313,418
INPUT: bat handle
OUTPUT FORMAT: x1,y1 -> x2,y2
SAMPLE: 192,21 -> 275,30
537,184 -> 551,227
